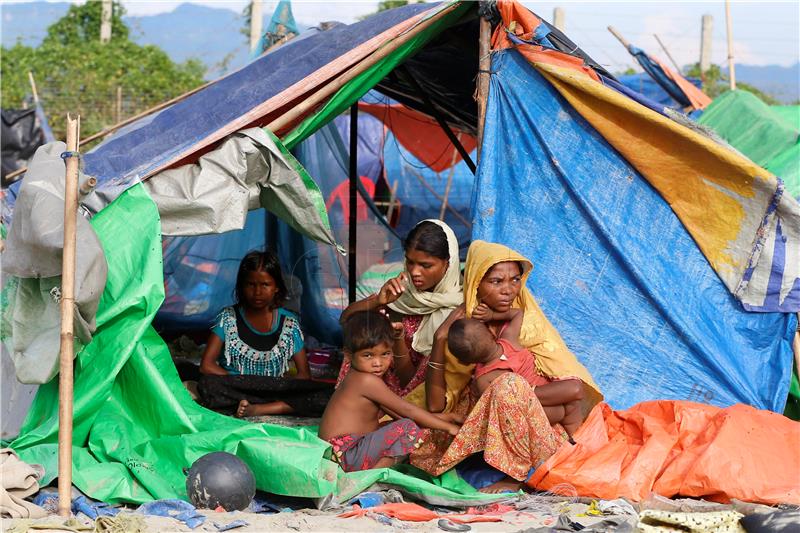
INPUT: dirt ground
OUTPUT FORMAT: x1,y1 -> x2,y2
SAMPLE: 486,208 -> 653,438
2,501 -> 630,532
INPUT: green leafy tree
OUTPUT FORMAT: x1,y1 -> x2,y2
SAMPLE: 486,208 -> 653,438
687,62 -> 780,105
1,1 -> 205,140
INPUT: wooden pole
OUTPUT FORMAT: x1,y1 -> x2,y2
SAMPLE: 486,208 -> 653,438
607,26 -> 631,49
250,0 -> 263,54
27,71 -> 40,104
653,34 -> 682,73
115,86 -> 122,125
348,104 -> 358,305
552,7 -> 565,32
724,0 -> 736,90
386,179 -> 399,224
58,114 -> 80,517
100,0 -> 112,43
476,14 -> 491,164
699,15 -> 713,77
267,3 -> 459,136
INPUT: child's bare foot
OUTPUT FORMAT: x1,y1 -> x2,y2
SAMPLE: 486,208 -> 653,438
236,399 -> 255,418
478,476 -> 522,494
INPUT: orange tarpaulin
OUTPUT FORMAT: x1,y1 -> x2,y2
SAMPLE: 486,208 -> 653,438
528,401 -> 800,505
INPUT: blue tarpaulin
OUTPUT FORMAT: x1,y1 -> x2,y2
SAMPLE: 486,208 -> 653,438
472,49 -> 796,411
617,72 -> 702,110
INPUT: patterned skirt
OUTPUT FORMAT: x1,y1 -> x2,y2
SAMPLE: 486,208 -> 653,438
411,373 -> 567,480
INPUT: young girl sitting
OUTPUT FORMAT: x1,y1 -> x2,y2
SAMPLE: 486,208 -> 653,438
318,311 -> 461,472
197,250 -> 332,417
447,305 -> 584,438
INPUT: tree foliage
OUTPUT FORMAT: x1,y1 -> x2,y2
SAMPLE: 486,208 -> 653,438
1,1 -> 205,140
686,62 -> 780,105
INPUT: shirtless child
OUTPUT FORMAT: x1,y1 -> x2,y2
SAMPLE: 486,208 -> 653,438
319,311 -> 462,472
447,305 -> 585,439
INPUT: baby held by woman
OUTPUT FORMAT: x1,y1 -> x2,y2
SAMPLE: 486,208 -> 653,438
447,305 -> 585,438
318,311 -> 462,472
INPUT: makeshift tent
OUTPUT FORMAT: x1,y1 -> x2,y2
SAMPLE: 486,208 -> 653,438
3,0 -> 799,507
697,90 -> 800,200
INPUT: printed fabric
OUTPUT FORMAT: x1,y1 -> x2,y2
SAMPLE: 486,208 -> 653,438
411,373 -> 567,481
216,306 -> 301,376
328,418 -> 426,472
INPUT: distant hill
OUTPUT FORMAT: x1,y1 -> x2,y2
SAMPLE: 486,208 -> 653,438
125,3 -> 252,76
723,63 -> 800,104
2,2 -> 798,102
2,1 -> 272,77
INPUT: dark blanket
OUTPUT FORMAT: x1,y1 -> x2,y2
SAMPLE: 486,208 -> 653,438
197,374 -> 333,417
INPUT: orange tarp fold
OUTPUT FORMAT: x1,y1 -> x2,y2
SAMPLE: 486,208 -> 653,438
528,401 -> 800,505
492,0 -> 600,82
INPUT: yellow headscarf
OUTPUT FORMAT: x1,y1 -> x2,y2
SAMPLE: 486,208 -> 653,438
464,240 -> 603,410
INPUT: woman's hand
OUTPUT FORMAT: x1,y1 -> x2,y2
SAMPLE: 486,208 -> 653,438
472,303 -> 493,322
434,304 -> 466,342
376,273 -> 407,306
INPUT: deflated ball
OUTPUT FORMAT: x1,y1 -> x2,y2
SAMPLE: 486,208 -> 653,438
185,452 -> 256,511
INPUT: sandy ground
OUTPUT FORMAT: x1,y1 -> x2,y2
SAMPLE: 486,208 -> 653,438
3,501 -> 629,532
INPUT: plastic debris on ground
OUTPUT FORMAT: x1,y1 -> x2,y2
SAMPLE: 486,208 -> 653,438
136,498 -> 206,529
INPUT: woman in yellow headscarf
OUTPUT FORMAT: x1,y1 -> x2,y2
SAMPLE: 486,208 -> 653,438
411,240 -> 602,492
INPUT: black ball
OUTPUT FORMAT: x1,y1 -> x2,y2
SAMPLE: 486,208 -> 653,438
185,452 -> 256,511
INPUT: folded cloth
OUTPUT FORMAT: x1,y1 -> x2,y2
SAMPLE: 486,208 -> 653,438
0,448 -> 47,518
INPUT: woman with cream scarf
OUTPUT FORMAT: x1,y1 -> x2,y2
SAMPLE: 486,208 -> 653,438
337,220 -> 472,400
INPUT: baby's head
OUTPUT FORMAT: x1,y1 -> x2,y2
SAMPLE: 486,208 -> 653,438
447,318 -> 498,365
341,311 -> 395,377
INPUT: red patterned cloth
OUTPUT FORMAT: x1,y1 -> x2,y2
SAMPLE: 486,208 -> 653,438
335,315 -> 428,397
328,418 -> 426,472
474,338 -> 550,387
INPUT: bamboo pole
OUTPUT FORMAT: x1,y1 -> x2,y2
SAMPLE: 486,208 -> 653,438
5,77 -> 218,182
115,86 -> 122,125
386,180 -> 399,224
607,26 -> 631,49
724,0 -> 736,90
653,34 -> 682,72
28,71 -> 40,104
476,15 -> 491,164
267,3 -> 459,135
58,114 -> 80,517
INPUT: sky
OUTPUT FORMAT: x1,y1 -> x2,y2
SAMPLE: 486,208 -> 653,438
7,0 -> 800,69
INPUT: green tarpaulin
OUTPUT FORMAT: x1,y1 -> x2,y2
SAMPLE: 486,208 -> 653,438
7,184 -> 499,506
697,90 -> 800,198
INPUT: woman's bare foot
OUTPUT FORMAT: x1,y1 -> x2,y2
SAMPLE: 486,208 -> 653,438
478,476 -> 522,494
236,399 -> 255,418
